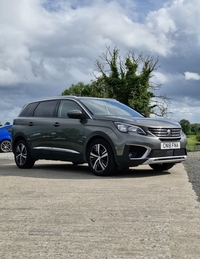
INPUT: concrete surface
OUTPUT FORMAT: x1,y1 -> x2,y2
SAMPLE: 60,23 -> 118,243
0,153 -> 200,259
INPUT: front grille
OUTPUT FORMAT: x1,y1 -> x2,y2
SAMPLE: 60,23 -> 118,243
148,127 -> 181,138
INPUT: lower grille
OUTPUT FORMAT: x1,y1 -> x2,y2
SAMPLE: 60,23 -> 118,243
148,149 -> 186,158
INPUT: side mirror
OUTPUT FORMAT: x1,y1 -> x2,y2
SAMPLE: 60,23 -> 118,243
67,110 -> 86,119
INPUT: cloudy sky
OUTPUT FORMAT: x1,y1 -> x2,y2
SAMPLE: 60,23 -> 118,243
0,0 -> 200,124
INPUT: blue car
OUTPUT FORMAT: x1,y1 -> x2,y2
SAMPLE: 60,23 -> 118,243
0,125 -> 12,152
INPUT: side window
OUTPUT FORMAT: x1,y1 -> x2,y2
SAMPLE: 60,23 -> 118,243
57,100 -> 81,118
34,100 -> 57,117
19,102 -> 39,117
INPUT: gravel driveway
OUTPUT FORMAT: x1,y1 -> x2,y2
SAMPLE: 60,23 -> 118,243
1,152 -> 200,258
1,151 -> 200,202
183,151 -> 200,202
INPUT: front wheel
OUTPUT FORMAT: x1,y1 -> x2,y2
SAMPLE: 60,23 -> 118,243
14,140 -> 35,169
149,163 -> 175,171
87,139 -> 117,176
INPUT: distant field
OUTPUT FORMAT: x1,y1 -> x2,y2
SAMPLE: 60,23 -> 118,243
187,135 -> 197,151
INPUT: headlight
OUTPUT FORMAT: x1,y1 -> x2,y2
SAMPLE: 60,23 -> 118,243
114,122 -> 146,135
181,129 -> 186,137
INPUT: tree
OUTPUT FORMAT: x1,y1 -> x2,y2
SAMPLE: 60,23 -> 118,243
191,123 -> 200,135
62,82 -> 89,96
94,46 -> 171,117
62,46 -> 171,117
179,119 -> 191,135
62,81 -> 104,97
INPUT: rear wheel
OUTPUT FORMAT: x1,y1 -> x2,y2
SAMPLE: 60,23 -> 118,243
0,140 -> 11,152
14,140 -> 35,169
87,139 -> 117,176
149,163 -> 175,171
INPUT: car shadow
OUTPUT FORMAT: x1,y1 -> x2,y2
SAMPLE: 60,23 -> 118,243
0,160 -> 171,179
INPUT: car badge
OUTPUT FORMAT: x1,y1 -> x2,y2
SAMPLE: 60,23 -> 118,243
167,129 -> 171,136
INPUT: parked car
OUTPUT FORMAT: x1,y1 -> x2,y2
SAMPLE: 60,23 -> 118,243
0,124 -> 12,152
12,96 -> 187,176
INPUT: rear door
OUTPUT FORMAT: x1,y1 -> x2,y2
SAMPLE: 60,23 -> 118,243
28,100 -> 58,159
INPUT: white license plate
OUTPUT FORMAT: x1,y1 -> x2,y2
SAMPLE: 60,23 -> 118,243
161,142 -> 180,149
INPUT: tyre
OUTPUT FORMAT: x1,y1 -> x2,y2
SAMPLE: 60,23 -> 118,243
149,163 -> 175,171
14,140 -> 35,169
87,139 -> 117,176
0,140 -> 12,152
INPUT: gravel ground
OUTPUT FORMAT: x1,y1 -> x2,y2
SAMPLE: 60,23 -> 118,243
0,151 -> 200,202
1,151 -> 200,202
183,151 -> 200,202
1,152 -> 200,258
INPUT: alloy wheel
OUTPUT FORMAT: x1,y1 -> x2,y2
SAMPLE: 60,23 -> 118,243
89,143 -> 109,173
0,140 -> 12,152
15,142 -> 28,166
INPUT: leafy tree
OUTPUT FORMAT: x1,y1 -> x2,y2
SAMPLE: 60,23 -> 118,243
94,46 -> 171,117
62,81 -> 107,97
62,82 -> 89,96
62,81 -> 105,97
62,46 -> 171,117
191,123 -> 200,135
179,119 -> 191,135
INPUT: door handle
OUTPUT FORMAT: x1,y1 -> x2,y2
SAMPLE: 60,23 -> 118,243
29,122 -> 34,126
54,122 -> 60,127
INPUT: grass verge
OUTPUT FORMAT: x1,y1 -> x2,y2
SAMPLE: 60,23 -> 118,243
187,135 -> 197,151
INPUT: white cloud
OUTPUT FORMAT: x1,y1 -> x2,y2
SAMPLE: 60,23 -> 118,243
0,0 -> 200,124
0,0 -> 174,93
185,72 -> 200,80
152,72 -> 168,85
169,99 -> 200,123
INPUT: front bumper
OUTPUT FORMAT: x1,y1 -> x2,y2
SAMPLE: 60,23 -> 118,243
115,143 -> 187,167
117,145 -> 187,167
143,148 -> 187,164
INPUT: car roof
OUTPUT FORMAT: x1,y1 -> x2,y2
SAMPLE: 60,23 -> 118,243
25,96 -> 117,104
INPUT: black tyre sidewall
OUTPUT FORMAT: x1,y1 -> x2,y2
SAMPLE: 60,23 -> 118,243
14,140 -> 35,169
87,139 -> 117,176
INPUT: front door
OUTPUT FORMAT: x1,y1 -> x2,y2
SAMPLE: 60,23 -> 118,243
51,100 -> 85,163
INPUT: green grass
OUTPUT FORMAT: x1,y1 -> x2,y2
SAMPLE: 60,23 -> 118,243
186,135 -> 197,151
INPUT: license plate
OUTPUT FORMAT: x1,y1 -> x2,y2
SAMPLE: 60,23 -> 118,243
161,142 -> 180,149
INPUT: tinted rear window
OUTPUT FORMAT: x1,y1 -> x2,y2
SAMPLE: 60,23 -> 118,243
34,100 -> 57,117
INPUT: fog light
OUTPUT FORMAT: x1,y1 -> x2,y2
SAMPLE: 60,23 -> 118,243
129,152 -> 137,158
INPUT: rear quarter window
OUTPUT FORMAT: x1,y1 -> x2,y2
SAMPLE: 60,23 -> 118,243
19,102 -> 39,117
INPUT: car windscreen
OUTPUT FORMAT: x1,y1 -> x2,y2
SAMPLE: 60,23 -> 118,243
79,99 -> 143,117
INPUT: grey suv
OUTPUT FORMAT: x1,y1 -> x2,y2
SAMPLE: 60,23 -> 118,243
12,96 -> 187,176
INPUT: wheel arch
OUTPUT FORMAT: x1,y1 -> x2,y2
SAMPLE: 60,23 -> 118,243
12,134 -> 28,151
83,132 -> 117,162
0,138 -> 11,143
